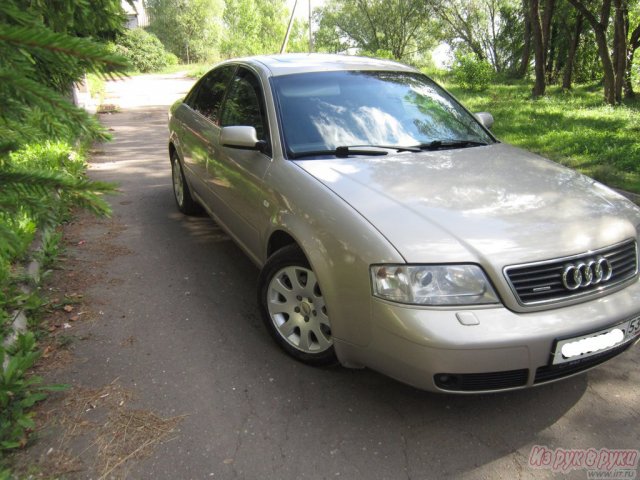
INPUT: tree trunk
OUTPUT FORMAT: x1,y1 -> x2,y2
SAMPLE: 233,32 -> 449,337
519,0 -> 532,77
625,24 -> 640,97
542,0 -> 555,55
562,14 -> 583,90
595,27 -> 617,104
546,22 -> 557,83
566,0 -> 616,104
531,0 -> 546,96
612,0 -> 627,104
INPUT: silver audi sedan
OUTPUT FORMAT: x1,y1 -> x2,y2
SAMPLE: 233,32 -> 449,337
168,54 -> 640,392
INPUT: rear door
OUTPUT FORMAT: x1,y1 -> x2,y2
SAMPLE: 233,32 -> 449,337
176,65 -> 235,203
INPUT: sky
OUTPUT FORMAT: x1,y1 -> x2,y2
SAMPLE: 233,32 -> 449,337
286,0 -> 323,20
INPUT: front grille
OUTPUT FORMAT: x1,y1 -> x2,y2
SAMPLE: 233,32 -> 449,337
504,239 -> 638,306
434,369 -> 529,391
534,341 -> 634,383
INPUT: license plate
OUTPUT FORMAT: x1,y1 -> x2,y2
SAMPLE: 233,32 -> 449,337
552,316 -> 640,365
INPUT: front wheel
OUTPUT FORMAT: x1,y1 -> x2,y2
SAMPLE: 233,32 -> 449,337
258,245 -> 337,366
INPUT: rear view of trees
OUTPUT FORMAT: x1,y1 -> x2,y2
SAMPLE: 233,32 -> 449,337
142,0 -> 638,105
146,0 -> 304,62
313,0 -> 436,60
220,0 -> 289,57
310,0 -> 638,104
147,0 -> 224,63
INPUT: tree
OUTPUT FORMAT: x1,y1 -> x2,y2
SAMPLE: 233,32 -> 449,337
147,0 -> 224,63
530,0 -> 546,96
433,0 -> 489,62
220,0 -> 289,57
519,0 -> 532,76
562,14 -> 584,89
432,0 -> 532,75
624,4 -> 640,96
3,0 -> 125,95
286,18 -> 312,54
565,0 -> 638,104
626,26 -> 640,96
313,0 -> 436,61
0,1 -> 125,254
433,0 -> 524,73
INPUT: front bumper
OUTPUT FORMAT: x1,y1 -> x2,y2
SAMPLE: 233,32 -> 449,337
333,278 -> 640,392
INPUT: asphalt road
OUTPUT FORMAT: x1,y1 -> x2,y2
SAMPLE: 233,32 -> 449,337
41,73 -> 640,480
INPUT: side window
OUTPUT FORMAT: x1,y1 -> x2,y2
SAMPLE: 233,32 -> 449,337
185,66 -> 234,123
220,68 -> 268,142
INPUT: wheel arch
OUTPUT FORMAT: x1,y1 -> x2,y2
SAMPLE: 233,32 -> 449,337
266,230 -> 299,259
169,140 -> 177,159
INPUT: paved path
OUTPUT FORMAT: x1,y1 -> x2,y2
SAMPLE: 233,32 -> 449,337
35,73 -> 640,480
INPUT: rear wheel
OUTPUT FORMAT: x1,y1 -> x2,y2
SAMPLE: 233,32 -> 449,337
171,151 -> 201,215
258,245 -> 337,366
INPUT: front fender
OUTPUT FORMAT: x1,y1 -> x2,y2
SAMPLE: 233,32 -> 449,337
262,161 -> 404,348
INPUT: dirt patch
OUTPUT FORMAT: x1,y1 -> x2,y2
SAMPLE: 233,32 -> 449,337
9,209 -> 182,478
13,382 -> 183,479
41,211 -> 130,335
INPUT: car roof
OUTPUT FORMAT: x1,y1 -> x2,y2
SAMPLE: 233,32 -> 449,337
221,53 -> 419,77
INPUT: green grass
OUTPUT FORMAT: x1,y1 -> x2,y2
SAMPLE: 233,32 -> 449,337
445,79 -> 640,193
86,73 -> 106,104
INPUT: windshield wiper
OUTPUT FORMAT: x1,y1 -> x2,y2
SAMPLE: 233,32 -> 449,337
289,146 -> 390,160
417,139 -> 489,151
346,144 -> 422,153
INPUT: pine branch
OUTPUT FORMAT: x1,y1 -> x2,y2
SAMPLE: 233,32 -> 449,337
0,24 -> 129,73
0,3 -> 38,27
0,169 -> 117,257
0,69 -> 109,139
0,222 -> 21,258
0,170 -> 116,196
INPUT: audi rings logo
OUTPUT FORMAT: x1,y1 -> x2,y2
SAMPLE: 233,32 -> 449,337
561,257 -> 613,291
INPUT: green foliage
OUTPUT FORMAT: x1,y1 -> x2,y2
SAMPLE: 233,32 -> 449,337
148,0 -> 224,63
0,0 -> 126,96
313,0 -> 436,61
87,73 -> 107,103
0,1 -> 125,466
0,332 -> 68,451
448,80 -> 640,192
115,28 -> 172,73
285,18 -> 311,54
0,1 -> 125,259
165,51 -> 179,67
221,0 -> 288,57
452,53 -> 495,91
434,0 -> 525,74
0,148 -> 115,260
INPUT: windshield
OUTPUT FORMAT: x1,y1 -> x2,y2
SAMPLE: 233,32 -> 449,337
271,70 -> 495,159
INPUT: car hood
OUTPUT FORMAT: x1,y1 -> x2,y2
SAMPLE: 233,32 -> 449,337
294,143 -> 640,267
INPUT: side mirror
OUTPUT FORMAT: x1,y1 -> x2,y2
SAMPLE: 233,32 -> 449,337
220,126 -> 266,151
475,112 -> 494,130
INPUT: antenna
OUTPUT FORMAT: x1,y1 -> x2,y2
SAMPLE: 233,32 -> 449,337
309,0 -> 313,53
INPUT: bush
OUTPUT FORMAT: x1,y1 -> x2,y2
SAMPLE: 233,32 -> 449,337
452,54 -> 495,91
165,52 -> 179,67
115,28 -> 171,73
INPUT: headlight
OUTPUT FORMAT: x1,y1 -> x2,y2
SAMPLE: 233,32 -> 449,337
371,265 -> 499,305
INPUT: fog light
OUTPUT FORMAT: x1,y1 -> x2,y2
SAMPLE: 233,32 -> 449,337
434,373 -> 460,388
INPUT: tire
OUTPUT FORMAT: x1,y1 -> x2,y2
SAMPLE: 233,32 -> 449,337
258,245 -> 337,366
171,151 -> 201,215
